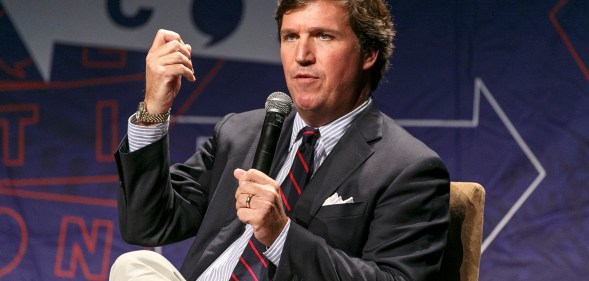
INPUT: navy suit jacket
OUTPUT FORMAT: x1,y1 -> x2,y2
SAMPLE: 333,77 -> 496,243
114,102 -> 450,280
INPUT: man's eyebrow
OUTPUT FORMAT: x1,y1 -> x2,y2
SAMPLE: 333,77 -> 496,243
280,28 -> 296,34
280,27 -> 341,35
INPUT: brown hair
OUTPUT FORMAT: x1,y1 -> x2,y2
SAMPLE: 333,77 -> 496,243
275,0 -> 396,91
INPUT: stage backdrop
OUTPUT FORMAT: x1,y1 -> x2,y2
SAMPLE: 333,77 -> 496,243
1,0 -> 588,280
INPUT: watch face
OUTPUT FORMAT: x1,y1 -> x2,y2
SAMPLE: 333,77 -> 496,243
136,102 -> 147,122
135,101 -> 168,123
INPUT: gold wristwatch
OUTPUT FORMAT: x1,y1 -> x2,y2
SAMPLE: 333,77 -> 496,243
135,101 -> 170,124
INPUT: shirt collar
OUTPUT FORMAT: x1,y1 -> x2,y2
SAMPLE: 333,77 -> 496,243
290,97 -> 373,146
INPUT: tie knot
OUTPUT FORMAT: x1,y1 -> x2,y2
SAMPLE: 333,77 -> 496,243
300,126 -> 320,147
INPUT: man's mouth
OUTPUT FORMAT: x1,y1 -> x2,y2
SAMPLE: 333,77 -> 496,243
294,73 -> 319,80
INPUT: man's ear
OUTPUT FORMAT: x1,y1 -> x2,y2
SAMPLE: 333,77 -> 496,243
362,47 -> 379,70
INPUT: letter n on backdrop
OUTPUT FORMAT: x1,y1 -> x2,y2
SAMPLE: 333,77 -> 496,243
54,216 -> 113,280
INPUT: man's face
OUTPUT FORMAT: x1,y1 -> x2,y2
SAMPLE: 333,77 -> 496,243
280,0 -> 377,126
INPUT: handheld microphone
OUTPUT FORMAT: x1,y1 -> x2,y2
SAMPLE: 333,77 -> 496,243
252,92 -> 292,174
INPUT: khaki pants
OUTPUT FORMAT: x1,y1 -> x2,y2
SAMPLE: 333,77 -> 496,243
109,250 -> 186,281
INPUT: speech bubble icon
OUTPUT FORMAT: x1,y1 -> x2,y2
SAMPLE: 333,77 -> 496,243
191,0 -> 244,47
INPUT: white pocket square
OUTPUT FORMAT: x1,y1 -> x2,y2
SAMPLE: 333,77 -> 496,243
322,192 -> 354,206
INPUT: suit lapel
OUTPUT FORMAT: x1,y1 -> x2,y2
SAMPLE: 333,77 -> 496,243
294,103 -> 383,227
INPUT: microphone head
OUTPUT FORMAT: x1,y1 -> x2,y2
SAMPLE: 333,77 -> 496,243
265,92 -> 292,116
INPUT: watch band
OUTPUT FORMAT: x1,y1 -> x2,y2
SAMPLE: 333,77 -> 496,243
136,101 -> 170,124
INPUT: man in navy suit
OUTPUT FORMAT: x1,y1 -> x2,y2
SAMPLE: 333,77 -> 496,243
110,0 -> 450,280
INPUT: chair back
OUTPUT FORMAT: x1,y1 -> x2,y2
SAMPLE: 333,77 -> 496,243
440,182 -> 486,281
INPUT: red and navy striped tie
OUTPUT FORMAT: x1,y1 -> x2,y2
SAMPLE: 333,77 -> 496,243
280,126 -> 320,215
230,126 -> 320,281
230,238 -> 268,281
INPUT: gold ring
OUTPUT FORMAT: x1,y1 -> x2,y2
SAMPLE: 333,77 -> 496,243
245,194 -> 253,208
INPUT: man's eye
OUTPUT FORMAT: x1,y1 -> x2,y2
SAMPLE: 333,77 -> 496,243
283,34 -> 297,41
318,33 -> 333,40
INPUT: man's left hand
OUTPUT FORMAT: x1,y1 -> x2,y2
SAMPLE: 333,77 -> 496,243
234,168 -> 289,246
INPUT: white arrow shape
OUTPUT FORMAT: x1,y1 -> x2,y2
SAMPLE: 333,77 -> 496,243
397,77 -> 546,253
1,0 -> 280,81
474,78 -> 546,253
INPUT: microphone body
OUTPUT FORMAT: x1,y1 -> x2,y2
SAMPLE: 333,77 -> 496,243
252,92 -> 292,174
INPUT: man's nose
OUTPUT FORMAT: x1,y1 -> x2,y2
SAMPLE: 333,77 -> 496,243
295,37 -> 315,66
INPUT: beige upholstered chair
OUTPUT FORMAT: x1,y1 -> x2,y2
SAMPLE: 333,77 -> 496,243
440,182 -> 486,281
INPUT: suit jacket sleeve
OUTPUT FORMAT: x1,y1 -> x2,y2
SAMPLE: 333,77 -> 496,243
114,113 -> 234,246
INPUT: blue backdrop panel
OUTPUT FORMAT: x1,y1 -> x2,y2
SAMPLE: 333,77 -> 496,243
0,0 -> 588,280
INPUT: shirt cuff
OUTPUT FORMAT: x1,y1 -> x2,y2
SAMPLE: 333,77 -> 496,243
264,219 -> 291,266
127,114 -> 169,152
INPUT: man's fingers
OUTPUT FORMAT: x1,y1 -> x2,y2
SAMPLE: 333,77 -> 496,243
148,29 -> 194,77
148,34 -> 191,59
162,40 -> 192,63
159,55 -> 194,80
235,193 -> 253,209
236,169 -> 277,186
236,197 -> 288,247
147,49 -> 195,82
234,168 -> 246,179
151,29 -> 183,50
166,64 -> 195,82
236,197 -> 272,220
153,41 -> 193,69
148,63 -> 194,85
